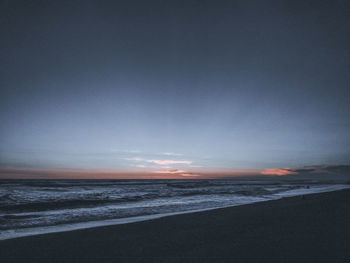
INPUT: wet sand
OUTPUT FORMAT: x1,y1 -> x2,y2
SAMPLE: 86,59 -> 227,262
1,189 -> 350,263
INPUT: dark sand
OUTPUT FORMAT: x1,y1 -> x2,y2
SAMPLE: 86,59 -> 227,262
1,189 -> 350,263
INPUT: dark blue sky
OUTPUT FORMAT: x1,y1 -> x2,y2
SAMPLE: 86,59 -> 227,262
1,0 -> 349,176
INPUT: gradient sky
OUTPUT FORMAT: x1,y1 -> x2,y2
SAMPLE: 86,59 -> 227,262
1,0 -> 350,177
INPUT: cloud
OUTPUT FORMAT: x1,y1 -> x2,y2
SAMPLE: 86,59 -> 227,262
147,160 -> 192,165
124,157 -> 192,167
317,165 -> 350,174
135,164 -> 146,168
161,152 -> 183,156
260,165 -> 350,181
293,165 -> 350,175
154,169 -> 201,177
261,168 -> 298,176
293,168 -> 319,173
154,169 -> 186,174
285,165 -> 350,175
180,173 -> 200,177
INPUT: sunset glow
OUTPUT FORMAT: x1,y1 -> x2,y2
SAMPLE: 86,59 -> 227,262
261,168 -> 298,176
0,167 -> 260,179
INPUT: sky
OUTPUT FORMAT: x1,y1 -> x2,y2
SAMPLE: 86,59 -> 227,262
1,0 -> 350,178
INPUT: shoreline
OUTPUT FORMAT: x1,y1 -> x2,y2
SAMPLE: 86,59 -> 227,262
1,184 -> 348,241
1,188 -> 350,262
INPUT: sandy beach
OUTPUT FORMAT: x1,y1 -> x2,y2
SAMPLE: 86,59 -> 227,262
1,188 -> 350,262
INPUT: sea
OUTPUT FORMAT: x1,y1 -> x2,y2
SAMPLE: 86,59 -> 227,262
0,179 -> 349,240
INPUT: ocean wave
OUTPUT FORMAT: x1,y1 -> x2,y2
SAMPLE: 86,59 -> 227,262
167,181 -> 217,189
0,193 -> 161,212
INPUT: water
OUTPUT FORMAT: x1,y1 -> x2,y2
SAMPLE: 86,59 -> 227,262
0,179 -> 348,240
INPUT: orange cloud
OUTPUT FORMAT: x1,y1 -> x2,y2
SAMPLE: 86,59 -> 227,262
179,173 -> 200,177
154,169 -> 201,177
154,169 -> 186,174
261,168 -> 298,176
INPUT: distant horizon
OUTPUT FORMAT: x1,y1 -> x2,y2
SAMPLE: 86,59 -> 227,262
0,164 -> 349,180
